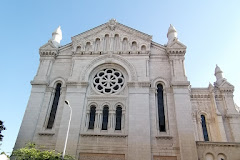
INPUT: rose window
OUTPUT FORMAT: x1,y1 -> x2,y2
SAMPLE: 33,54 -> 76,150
93,68 -> 125,94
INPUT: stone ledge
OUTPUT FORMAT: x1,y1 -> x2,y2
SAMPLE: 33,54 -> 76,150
196,141 -> 240,147
38,130 -> 55,136
80,133 -> 127,138
156,135 -> 173,140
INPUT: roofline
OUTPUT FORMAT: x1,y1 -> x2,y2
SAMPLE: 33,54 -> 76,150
71,20 -> 152,40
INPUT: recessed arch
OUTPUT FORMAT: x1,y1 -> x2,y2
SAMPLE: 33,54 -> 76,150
205,153 -> 214,160
113,102 -> 125,110
87,102 -> 98,110
49,77 -> 67,88
100,102 -> 112,110
217,153 -> 226,160
151,77 -> 170,89
80,54 -> 137,82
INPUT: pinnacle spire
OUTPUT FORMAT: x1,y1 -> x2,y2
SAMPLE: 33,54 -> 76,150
167,24 -> 178,44
214,64 -> 224,85
51,26 -> 62,47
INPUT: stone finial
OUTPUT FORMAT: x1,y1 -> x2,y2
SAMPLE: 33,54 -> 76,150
108,19 -> 117,30
167,24 -> 178,44
214,65 -> 225,85
51,26 -> 62,47
215,65 -> 223,80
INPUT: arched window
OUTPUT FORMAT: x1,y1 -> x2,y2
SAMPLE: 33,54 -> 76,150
201,115 -> 209,141
88,106 -> 96,129
85,42 -> 91,51
115,106 -> 122,130
114,34 -> 120,51
104,34 -> 110,51
132,41 -> 137,51
94,38 -> 100,51
141,45 -> 146,53
122,38 -> 128,51
47,83 -> 61,129
102,106 -> 109,130
157,84 -> 166,132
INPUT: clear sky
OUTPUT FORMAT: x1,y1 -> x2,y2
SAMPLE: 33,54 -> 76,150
1,0 -> 240,155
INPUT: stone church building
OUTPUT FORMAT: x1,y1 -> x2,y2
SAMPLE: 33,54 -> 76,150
14,19 -> 240,160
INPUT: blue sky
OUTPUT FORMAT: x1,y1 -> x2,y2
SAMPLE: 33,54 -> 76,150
1,0 -> 240,155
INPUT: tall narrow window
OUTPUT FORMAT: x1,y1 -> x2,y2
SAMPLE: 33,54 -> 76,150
88,106 -> 96,129
47,83 -> 61,129
157,84 -> 166,132
102,106 -> 109,130
201,115 -> 209,141
115,106 -> 122,130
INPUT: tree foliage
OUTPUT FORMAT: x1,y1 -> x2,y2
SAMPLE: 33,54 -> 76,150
0,120 -> 6,141
11,143 -> 75,160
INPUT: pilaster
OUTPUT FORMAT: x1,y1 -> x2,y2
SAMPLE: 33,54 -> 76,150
171,83 -> 198,160
127,83 -> 151,160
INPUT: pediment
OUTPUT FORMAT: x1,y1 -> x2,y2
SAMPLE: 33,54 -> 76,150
39,40 -> 58,57
215,80 -> 234,92
219,80 -> 234,88
40,40 -> 57,50
71,19 -> 152,54
167,40 -> 186,49
166,40 -> 186,55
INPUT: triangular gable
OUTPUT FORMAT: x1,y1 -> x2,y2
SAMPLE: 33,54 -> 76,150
40,40 -> 57,50
70,19 -> 153,54
71,19 -> 152,43
168,40 -> 186,49
219,80 -> 234,89
39,40 -> 58,57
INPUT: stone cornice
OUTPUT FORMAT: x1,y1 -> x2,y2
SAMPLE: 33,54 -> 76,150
156,135 -> 173,140
72,20 -> 152,42
151,41 -> 166,50
196,141 -> 240,147
38,130 -> 55,136
30,80 -> 48,85
190,94 -> 211,99
167,49 -> 186,56
80,133 -> 127,138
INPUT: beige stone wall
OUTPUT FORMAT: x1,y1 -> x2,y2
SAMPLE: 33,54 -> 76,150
14,20 -> 240,160
196,141 -> 240,160
79,153 -> 125,160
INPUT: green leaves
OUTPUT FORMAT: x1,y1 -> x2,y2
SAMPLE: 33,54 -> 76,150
12,143 -> 74,160
0,120 -> 6,142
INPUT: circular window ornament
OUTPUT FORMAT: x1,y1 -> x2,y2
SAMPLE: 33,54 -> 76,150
93,68 -> 125,94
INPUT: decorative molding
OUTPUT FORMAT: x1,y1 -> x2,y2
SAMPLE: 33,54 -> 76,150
38,130 -> 55,136
196,141 -> 240,147
80,133 -> 127,138
80,54 -> 138,82
156,135 -> 173,140
190,94 -> 211,99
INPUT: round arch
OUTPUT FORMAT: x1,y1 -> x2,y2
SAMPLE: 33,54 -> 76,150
49,77 -> 67,88
80,54 -> 138,82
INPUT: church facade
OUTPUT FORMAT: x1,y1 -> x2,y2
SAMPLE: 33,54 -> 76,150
14,19 -> 240,160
